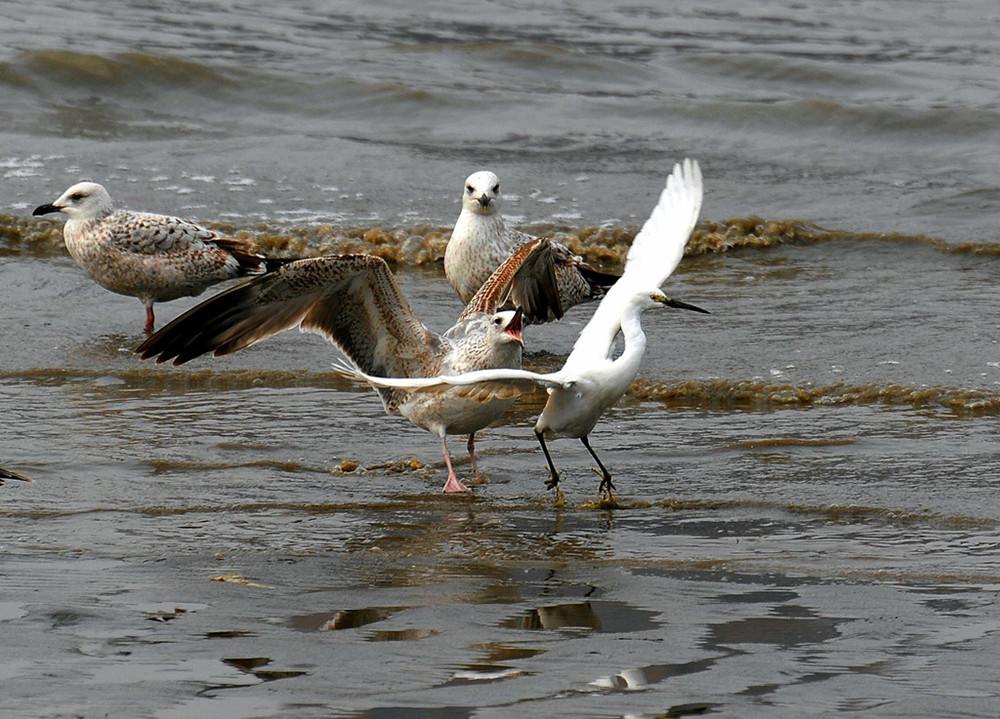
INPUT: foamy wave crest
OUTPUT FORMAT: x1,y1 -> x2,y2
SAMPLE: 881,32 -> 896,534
13,213 -> 1000,264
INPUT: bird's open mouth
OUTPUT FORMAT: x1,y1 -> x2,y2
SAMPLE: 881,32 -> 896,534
505,308 -> 524,344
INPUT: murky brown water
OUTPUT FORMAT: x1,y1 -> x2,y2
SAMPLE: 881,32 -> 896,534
5,1 -> 1000,717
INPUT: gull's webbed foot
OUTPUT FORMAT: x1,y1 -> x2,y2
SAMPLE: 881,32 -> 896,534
442,473 -> 471,494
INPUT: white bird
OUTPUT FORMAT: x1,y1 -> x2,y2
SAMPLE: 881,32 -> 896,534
135,238 -> 563,493
33,182 -> 271,333
445,170 -> 620,322
342,159 -> 705,498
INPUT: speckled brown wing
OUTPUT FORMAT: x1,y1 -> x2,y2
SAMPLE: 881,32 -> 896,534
135,255 -> 442,397
105,211 -> 222,253
459,237 -> 563,323
108,211 -> 265,273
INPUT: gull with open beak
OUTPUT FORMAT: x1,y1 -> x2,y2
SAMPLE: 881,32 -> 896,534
136,238 -> 562,493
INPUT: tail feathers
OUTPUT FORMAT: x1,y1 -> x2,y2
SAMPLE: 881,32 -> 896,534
213,237 -> 302,277
213,238 -> 267,275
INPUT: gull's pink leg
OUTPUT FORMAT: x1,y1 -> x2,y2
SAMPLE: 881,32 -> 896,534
441,436 -> 470,493
467,433 -> 479,479
144,304 -> 156,335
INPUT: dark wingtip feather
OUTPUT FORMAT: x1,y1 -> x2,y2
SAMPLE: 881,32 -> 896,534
579,265 -> 621,291
262,256 -> 301,273
461,237 -> 565,324
135,277 -> 267,365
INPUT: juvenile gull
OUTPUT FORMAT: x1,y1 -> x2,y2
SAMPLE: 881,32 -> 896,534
345,159 -> 705,498
136,238 -> 562,493
445,170 -> 620,322
33,182 -> 270,333
0,466 -> 33,486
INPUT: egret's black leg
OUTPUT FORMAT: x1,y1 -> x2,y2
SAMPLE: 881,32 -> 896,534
581,436 -> 615,498
535,430 -> 561,491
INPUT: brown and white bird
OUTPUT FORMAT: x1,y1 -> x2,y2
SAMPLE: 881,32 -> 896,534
444,170 -> 621,323
33,182 -> 270,333
136,238 -> 562,493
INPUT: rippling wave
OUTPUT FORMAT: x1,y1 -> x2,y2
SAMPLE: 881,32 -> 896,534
4,366 -> 998,417
630,378 -> 1000,416
0,367 -> 346,390
8,50 -> 233,90
1,491 -> 992,536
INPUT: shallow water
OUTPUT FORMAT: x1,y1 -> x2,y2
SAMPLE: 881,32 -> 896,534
4,2 -> 1000,718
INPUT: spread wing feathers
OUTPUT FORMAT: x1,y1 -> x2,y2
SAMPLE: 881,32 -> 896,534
622,158 -> 703,291
459,237 -> 564,322
569,159 -> 703,359
0,466 -> 33,485
334,360 -> 569,402
136,255 -> 441,380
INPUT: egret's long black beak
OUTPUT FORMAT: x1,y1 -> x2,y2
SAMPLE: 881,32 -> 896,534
477,194 -> 491,209
33,203 -> 59,216
660,296 -> 710,314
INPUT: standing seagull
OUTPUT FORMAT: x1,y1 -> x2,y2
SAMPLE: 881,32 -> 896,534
0,466 -> 33,487
136,239 -> 563,493
33,182 -> 270,333
445,170 -> 620,322
344,159 -> 705,498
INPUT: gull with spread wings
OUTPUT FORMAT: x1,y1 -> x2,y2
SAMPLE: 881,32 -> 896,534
341,159 -> 705,498
136,238 -> 563,493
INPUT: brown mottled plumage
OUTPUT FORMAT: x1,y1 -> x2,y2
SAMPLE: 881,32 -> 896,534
136,238 -> 562,493
445,170 -> 619,323
33,182 -> 267,333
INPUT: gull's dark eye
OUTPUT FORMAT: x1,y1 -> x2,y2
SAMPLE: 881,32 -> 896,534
492,317 -> 502,325
466,185 -> 475,194
69,193 -> 84,201
492,184 -> 500,193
